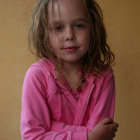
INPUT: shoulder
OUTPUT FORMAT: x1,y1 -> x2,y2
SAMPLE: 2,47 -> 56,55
93,68 -> 115,88
101,68 -> 114,80
99,68 -> 115,89
26,58 -> 54,77
22,59 -> 58,98
24,59 -> 55,85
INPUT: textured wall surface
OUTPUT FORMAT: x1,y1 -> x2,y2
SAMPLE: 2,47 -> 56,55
0,0 -> 140,140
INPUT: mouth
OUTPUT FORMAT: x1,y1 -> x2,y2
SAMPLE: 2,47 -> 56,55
62,46 -> 79,53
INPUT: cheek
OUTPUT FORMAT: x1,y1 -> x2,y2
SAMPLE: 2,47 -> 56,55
80,32 -> 90,46
48,35 -> 62,57
49,34 -> 59,48
81,32 -> 91,52
49,32 -> 64,47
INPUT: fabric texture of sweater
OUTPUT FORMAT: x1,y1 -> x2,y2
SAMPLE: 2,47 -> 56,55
20,58 -> 115,140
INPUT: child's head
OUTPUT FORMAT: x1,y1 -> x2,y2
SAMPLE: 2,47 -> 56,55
29,0 -> 114,75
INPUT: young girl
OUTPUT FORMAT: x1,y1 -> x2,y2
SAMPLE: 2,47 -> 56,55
21,0 -> 119,139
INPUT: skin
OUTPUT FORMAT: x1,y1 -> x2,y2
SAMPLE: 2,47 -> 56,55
88,118 -> 119,140
47,0 -> 119,139
47,0 -> 91,89
47,0 -> 90,68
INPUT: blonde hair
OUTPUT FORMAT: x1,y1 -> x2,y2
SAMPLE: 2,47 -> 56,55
29,0 -> 115,88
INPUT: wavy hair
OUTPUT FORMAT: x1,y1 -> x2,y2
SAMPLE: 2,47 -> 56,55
29,0 -> 115,78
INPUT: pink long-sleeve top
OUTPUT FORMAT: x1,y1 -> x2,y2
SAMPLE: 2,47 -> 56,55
21,58 -> 115,140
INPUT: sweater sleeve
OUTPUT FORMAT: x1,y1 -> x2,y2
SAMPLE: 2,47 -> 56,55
20,66 -> 87,140
86,69 -> 115,132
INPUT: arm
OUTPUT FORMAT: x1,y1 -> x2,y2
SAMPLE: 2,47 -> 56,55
86,69 -> 115,132
20,67 -> 87,140
51,69 -> 116,133
86,69 -> 119,140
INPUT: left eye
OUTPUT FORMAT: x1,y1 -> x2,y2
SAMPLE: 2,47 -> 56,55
75,24 -> 84,28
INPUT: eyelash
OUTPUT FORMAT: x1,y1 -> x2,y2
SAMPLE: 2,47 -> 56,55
55,25 -> 63,31
54,24 -> 85,31
75,24 -> 84,28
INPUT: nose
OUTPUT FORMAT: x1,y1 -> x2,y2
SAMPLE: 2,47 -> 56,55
64,27 -> 75,41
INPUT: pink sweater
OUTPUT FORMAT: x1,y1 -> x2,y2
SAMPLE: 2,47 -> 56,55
20,58 -> 115,140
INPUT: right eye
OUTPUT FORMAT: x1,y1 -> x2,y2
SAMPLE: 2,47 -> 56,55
55,25 -> 62,31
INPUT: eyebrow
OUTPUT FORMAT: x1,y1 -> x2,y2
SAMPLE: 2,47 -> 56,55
49,18 -> 88,25
73,18 -> 88,23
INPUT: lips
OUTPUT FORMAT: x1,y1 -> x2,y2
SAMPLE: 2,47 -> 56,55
62,46 -> 79,53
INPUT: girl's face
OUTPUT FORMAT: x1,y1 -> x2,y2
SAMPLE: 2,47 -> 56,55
47,0 -> 91,64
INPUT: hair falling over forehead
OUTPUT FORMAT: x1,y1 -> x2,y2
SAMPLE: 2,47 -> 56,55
29,0 -> 115,79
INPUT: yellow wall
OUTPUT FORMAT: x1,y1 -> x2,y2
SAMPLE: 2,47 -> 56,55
0,0 -> 139,139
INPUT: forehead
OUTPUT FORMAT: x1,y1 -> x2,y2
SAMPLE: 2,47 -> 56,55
47,0 -> 88,23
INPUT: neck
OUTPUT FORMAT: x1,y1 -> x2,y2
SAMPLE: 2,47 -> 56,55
62,61 -> 82,75
55,60 -> 83,90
